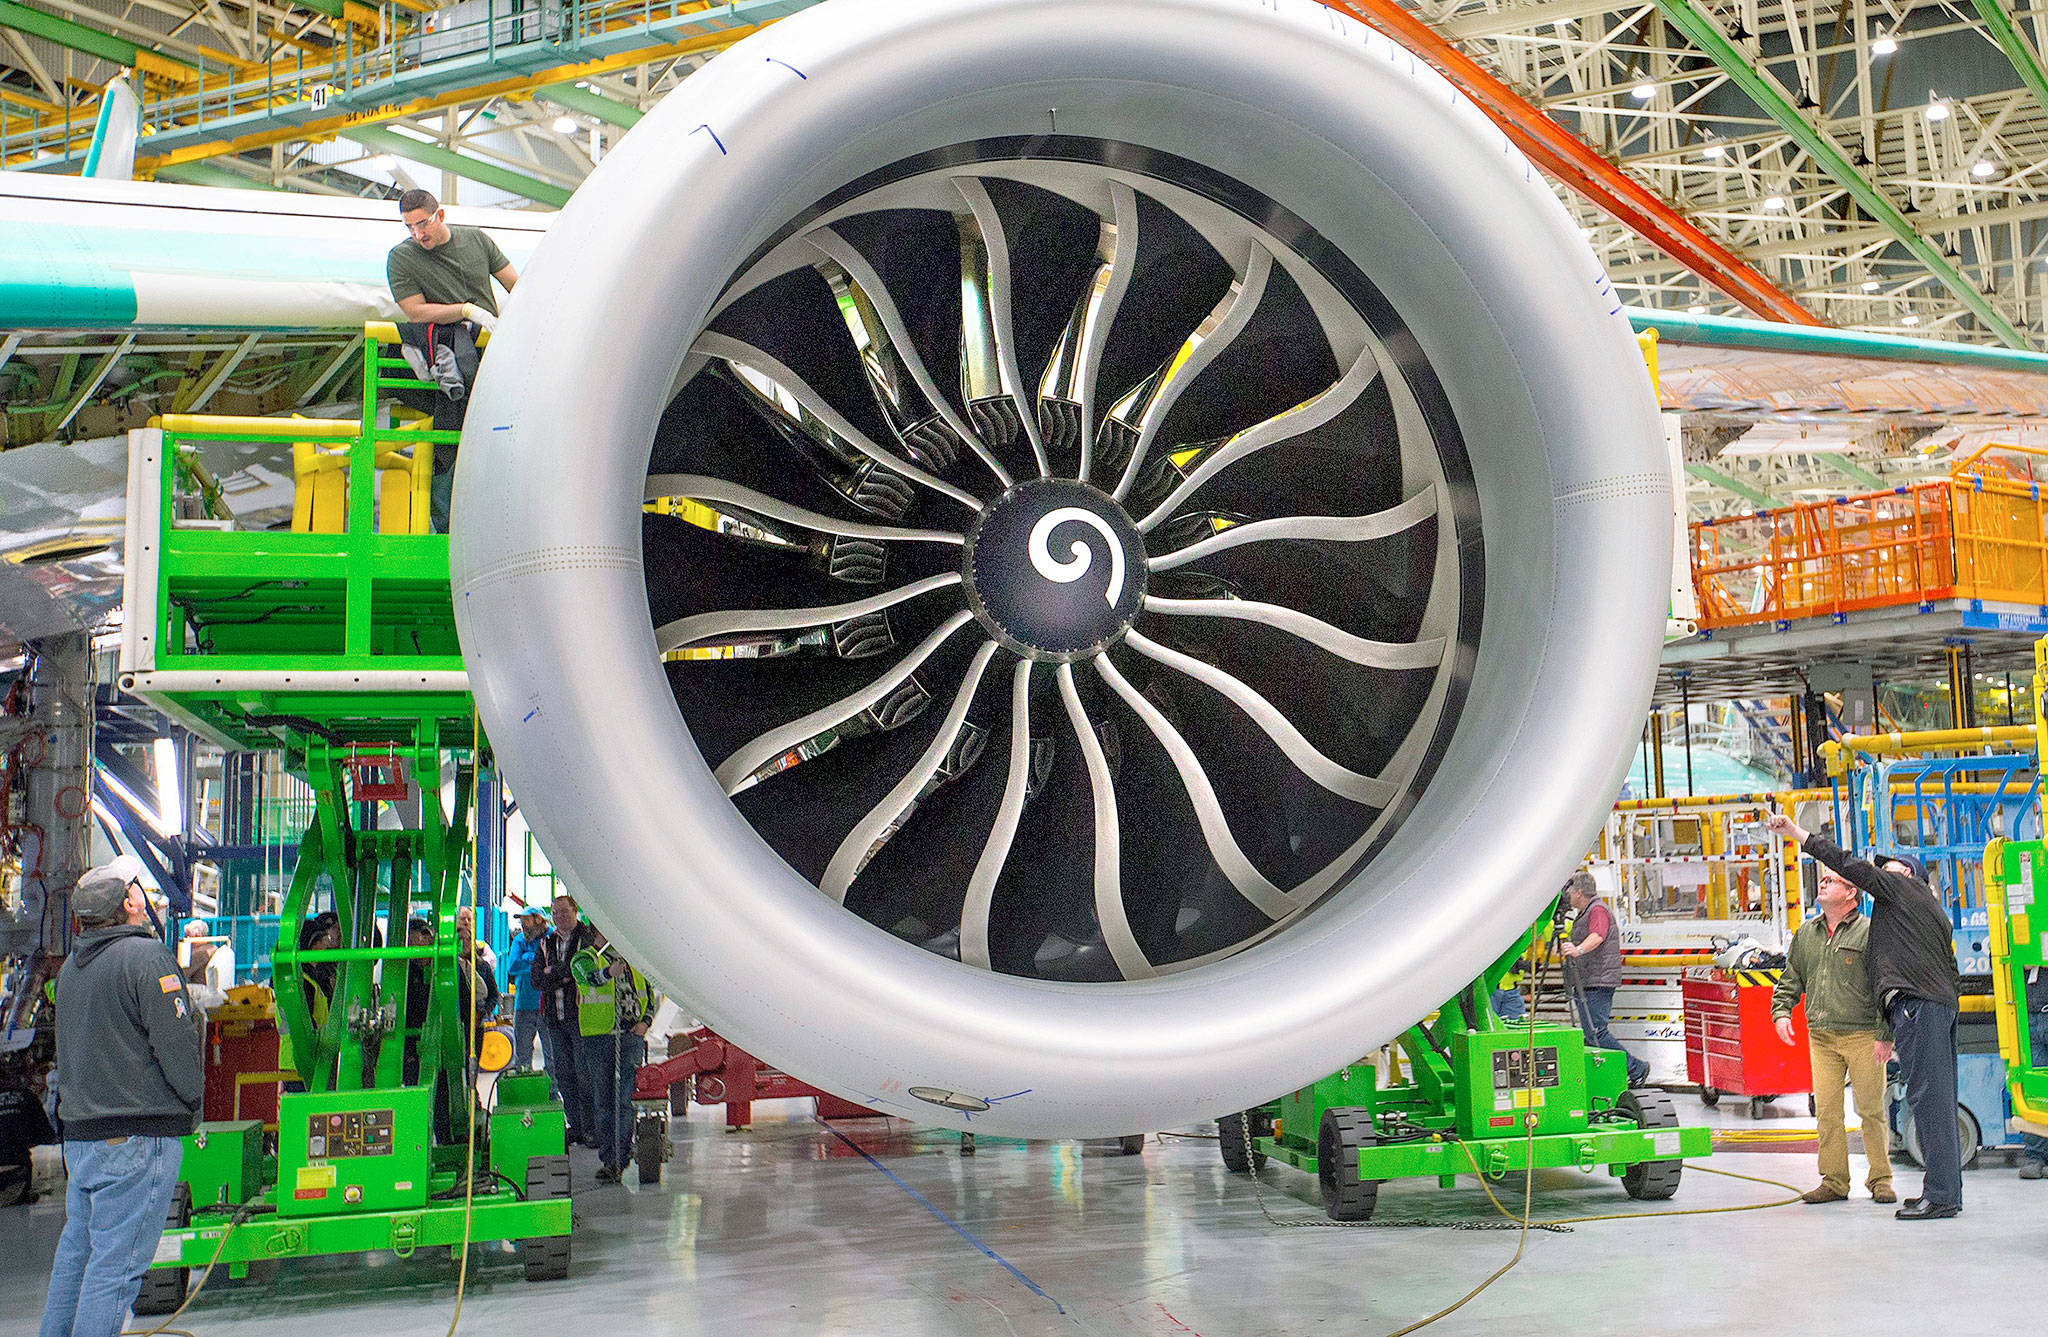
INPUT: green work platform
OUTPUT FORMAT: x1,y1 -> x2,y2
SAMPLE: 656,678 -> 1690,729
121,327 -> 572,1314
1219,910 -> 1713,1220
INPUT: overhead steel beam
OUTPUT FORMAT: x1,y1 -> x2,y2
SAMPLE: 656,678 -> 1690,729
1650,0 -> 2031,350
1325,0 -> 1821,327
52,334 -> 133,433
155,159 -> 283,189
1685,462 -> 1778,508
349,125 -> 573,206
1817,454 -> 1885,489
535,81 -> 642,130
1441,0 -> 1651,41
176,333 -> 260,412
1969,0 -> 2048,123
0,0 -> 191,78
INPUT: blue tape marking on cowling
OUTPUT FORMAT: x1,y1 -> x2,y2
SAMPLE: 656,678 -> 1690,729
818,1120 -> 1069,1317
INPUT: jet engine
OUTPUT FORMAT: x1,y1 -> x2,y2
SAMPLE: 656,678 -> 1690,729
451,0 -> 1669,1137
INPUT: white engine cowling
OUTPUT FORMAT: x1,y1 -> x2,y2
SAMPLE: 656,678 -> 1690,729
451,0 -> 1668,1137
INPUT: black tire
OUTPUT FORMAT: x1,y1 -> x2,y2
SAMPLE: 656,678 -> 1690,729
1748,1094 -> 1772,1119
1959,1107 -> 1982,1171
1217,1111 -> 1269,1174
1119,1134 -> 1146,1156
132,1183 -> 192,1315
1808,1093 -> 1818,1117
519,1155 -> 572,1282
1698,1087 -> 1720,1108
634,1115 -> 666,1186
1618,1089 -> 1682,1201
1317,1108 -> 1380,1222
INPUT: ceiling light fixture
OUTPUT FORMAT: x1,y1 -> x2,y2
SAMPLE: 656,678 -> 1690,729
1702,141 -> 1726,159
1862,280 -> 1881,292
1901,314 -> 1921,325
1687,304 -> 1707,315
1763,194 -> 1787,211
553,115 -> 578,133
1871,33 -> 1898,55
1631,81 -> 1655,100
1972,158 -> 1998,178
1925,97 -> 1950,122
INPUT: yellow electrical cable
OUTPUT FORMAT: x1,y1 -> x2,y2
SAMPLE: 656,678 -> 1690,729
443,710 -> 485,1337
123,1196 -> 260,1337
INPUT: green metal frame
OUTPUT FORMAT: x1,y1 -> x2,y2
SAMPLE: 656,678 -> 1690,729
130,325 -> 466,750
133,326 -> 568,1281
1252,909 -> 1711,1188
1982,840 -> 2048,1143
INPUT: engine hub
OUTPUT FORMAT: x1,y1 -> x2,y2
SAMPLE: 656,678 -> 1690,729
962,478 -> 1148,661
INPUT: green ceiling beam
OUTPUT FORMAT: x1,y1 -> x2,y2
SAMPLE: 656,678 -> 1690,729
1653,0 -> 2032,351
1970,0 -> 2048,123
1818,454 -> 1886,490
350,125 -> 572,207
1686,463 -> 1779,509
0,0 -> 189,71
536,82 -> 643,130
156,160 -> 283,190
294,0 -> 345,17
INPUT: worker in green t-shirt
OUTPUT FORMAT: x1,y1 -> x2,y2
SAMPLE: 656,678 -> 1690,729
386,188 -> 520,527
387,188 -> 518,327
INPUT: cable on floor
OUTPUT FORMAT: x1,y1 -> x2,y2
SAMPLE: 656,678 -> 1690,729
122,1198 -> 266,1337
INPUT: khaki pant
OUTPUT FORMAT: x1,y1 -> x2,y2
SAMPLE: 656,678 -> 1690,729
1810,1027 -> 1893,1194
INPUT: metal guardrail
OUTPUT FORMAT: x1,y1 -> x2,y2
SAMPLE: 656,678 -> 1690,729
0,0 -> 809,168
1691,469 -> 2048,631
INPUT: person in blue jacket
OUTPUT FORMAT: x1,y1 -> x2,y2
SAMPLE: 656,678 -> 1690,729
504,906 -> 549,1085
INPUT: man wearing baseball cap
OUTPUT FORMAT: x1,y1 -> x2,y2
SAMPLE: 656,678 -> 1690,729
503,905 -> 551,1083
38,856 -> 204,1337
1766,812 -> 1963,1220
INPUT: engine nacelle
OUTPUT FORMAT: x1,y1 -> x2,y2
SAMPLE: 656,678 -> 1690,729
452,0 -> 1668,1137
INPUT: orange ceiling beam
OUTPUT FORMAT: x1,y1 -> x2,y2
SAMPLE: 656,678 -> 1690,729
1326,0 -> 1822,328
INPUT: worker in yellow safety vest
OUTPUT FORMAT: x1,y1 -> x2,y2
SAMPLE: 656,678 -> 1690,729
572,929 -> 657,1184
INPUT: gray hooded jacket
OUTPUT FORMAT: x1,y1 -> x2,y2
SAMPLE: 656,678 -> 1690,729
55,924 -> 204,1140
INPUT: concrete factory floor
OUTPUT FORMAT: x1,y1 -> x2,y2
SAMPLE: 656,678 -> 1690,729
3,1094 -> 2043,1337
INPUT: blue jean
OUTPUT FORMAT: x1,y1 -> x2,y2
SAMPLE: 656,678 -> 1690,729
541,1013 -> 587,1140
1573,985 -> 1650,1086
1491,988 -> 1526,1021
576,1032 -> 617,1165
39,1136 -> 183,1337
1890,996 -> 1962,1206
514,1009 -> 543,1072
609,1033 -> 647,1172
2021,1011 -> 2048,1166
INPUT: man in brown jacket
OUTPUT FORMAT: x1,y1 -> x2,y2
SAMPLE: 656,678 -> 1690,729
1771,860 -> 1895,1205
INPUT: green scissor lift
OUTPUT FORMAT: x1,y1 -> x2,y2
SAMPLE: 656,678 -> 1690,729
117,325 -> 571,1313
1217,907 -> 1711,1220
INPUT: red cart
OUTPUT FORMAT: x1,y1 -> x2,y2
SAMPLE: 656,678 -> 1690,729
1681,966 -> 1814,1118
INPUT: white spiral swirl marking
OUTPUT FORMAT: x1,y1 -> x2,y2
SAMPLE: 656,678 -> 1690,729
1028,507 -> 1126,607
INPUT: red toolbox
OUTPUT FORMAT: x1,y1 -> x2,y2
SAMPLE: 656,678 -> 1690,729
1682,966 -> 1813,1118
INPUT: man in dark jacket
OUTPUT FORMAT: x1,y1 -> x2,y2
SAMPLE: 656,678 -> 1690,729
1559,871 -> 1650,1087
39,857 -> 204,1337
532,895 -> 597,1148
1768,813 -> 1962,1220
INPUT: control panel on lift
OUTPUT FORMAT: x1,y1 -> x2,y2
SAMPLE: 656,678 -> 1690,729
1491,1045 -> 1562,1093
1452,1025 -> 1608,1139
275,1087 -> 432,1217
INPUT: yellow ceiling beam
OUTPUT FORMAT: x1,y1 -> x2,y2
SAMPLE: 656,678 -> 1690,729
128,23 -> 770,174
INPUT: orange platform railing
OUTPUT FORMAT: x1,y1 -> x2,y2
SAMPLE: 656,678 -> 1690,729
1693,472 -> 2048,630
